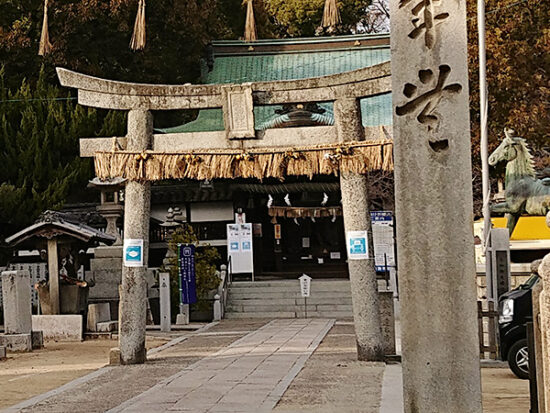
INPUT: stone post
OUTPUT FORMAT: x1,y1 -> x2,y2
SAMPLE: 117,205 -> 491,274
390,0 -> 482,410
47,239 -> 60,314
532,281 -> 545,411
539,254 -> 550,412
119,109 -> 153,365
213,294 -> 222,321
159,273 -> 171,333
335,97 -> 384,361
1,270 -> 32,334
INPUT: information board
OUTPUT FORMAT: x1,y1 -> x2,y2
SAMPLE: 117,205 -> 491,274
178,244 -> 197,305
371,211 -> 396,272
227,223 -> 254,274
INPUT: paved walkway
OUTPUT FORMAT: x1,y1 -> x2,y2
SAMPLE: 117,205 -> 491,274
109,319 -> 334,413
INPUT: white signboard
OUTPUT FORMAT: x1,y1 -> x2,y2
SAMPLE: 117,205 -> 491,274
299,274 -> 312,297
227,224 -> 241,252
371,211 -> 396,271
227,223 -> 254,274
124,239 -> 144,267
346,231 -> 369,260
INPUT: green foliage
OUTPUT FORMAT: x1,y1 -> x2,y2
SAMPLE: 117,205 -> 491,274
0,66 -> 125,262
165,225 -> 221,314
263,0 -> 373,37
0,0 -> 249,88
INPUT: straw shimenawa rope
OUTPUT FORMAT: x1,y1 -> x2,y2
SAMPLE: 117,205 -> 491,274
322,0 -> 342,28
244,0 -> 258,42
94,140 -> 393,182
38,0 -> 53,56
130,0 -> 146,51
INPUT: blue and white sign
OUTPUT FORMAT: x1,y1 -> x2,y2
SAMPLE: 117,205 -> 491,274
346,231 -> 369,260
371,211 -> 396,271
178,244 -> 197,305
124,239 -> 144,267
242,241 -> 251,251
371,211 -> 393,225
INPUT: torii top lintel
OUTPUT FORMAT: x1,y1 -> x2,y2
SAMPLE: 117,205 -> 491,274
56,62 -> 391,111
58,61 -> 394,181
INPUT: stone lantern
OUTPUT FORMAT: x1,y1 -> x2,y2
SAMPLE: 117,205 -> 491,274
89,177 -> 126,245
160,207 -> 184,267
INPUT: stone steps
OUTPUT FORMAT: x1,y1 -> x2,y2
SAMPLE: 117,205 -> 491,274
226,280 -> 354,319
229,281 -> 351,292
225,311 -> 353,319
228,297 -> 353,306
228,291 -> 352,300
227,304 -> 353,313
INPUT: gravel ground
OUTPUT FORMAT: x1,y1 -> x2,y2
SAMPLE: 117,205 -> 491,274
0,336 -> 168,410
273,323 -> 385,413
481,368 -> 529,413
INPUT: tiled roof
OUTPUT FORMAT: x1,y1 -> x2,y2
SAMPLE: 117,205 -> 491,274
206,48 -> 390,83
158,34 -> 392,134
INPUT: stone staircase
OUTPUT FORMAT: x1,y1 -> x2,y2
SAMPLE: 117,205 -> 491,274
225,279 -> 354,319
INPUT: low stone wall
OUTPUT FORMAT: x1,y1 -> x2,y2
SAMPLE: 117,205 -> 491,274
0,334 -> 32,352
32,315 -> 83,341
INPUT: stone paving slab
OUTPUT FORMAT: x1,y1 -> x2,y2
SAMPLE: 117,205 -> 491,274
7,320 -> 268,413
109,319 -> 334,413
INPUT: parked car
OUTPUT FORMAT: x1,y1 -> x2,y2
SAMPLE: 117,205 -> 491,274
498,272 -> 539,379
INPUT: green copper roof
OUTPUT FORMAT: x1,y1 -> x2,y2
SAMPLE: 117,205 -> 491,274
205,48 -> 390,84
159,34 -> 392,134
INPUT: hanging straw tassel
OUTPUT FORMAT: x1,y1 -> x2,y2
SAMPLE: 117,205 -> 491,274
130,0 -> 146,51
243,0 -> 257,42
321,0 -> 342,28
38,0 -> 53,56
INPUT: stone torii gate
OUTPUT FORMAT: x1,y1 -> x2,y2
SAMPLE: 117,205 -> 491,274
58,63 -> 392,365
58,2 -> 482,404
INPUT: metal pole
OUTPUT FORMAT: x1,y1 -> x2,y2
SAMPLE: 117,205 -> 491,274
478,0 -> 493,299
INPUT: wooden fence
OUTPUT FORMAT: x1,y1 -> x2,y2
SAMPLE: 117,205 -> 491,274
478,300 -> 499,359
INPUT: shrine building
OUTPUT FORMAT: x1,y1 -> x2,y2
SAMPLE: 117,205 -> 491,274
146,33 -> 394,280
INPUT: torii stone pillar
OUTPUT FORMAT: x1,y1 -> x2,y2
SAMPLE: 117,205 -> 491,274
390,0 -> 482,411
119,109 -> 153,364
336,97 -> 384,361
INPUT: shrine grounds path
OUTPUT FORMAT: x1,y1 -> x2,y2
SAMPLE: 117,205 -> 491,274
1,318 -> 528,413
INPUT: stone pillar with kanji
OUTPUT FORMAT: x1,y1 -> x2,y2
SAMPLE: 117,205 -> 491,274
390,0 -> 483,411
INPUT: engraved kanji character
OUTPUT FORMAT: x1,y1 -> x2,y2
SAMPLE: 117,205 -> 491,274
399,0 -> 449,48
396,65 -> 462,128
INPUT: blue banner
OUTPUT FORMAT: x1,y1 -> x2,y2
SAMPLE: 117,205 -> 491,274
178,244 -> 197,305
